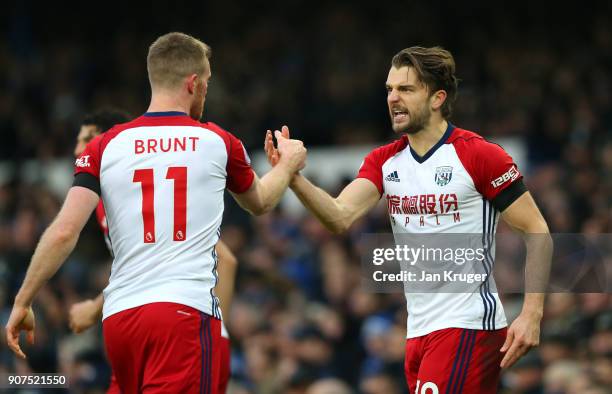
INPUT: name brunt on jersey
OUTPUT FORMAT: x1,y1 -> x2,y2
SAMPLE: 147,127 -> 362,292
72,113 -> 254,322
356,123 -> 525,337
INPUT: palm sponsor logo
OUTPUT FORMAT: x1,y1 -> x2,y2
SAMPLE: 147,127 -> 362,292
386,193 -> 459,215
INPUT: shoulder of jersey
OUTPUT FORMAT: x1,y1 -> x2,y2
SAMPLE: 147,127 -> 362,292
446,127 -> 506,154
371,127 -> 488,158
199,121 -> 235,142
200,121 -> 230,134
96,118 -> 233,144
370,136 -> 409,160
446,127 -> 484,145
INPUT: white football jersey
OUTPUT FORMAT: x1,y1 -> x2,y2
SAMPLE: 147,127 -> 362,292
74,112 -> 254,320
358,123 -> 525,338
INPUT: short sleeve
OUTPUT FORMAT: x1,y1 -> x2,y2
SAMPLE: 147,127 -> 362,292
356,138 -> 408,196
478,144 -> 522,201
73,135 -> 102,195
74,136 -> 102,178
225,132 -> 255,194
459,139 -> 524,201
356,148 -> 384,195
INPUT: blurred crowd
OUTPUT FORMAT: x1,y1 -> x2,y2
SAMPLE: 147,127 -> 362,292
1,1 -> 611,393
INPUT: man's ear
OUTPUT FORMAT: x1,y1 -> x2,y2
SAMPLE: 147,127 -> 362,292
186,74 -> 198,94
431,90 -> 447,111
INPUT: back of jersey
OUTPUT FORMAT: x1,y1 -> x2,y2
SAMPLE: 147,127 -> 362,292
73,112 -> 253,320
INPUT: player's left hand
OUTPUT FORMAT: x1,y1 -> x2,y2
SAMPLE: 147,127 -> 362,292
264,126 -> 290,167
5,305 -> 35,359
69,299 -> 100,333
499,311 -> 541,369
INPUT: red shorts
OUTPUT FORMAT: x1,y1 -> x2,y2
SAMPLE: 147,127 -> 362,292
107,374 -> 120,394
103,302 -> 221,394
108,338 -> 229,394
405,327 -> 507,394
218,337 -> 231,393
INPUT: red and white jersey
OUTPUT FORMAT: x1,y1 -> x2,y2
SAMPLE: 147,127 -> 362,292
74,112 -> 254,320
358,123 -> 526,338
94,199 -> 232,334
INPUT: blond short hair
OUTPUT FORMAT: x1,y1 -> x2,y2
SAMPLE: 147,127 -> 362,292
147,32 -> 211,90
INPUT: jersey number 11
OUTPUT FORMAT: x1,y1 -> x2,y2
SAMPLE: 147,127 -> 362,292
133,167 -> 187,243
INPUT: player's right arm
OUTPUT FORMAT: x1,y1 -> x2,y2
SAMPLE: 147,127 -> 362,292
232,130 -> 306,215
290,175 -> 380,234
264,127 -> 380,234
6,186 -> 99,358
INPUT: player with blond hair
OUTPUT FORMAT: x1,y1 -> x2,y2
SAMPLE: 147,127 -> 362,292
7,32 -> 306,393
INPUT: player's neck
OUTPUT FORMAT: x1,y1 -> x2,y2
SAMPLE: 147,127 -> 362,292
147,92 -> 190,115
406,119 -> 448,157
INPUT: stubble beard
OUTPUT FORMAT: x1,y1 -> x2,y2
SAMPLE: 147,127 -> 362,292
392,105 -> 432,135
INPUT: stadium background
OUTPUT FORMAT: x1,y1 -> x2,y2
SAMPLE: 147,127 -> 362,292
0,1 -> 611,393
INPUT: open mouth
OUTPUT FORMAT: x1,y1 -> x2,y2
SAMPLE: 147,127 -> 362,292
392,109 -> 409,123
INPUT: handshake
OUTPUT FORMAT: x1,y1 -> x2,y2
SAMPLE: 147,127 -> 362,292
263,125 -> 306,175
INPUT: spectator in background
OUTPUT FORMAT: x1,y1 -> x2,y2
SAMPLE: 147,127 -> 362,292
306,378 -> 353,394
0,2 -> 611,392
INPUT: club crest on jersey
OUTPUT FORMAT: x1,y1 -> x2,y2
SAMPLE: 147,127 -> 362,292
435,166 -> 453,186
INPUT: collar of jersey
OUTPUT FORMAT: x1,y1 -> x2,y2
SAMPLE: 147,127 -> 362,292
143,111 -> 188,117
407,122 -> 455,164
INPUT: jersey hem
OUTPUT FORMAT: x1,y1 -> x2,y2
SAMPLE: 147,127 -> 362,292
406,321 -> 508,339
102,297 -> 215,321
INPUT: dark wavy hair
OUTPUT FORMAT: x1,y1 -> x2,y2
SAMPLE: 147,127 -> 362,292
391,46 -> 459,119
81,108 -> 131,133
